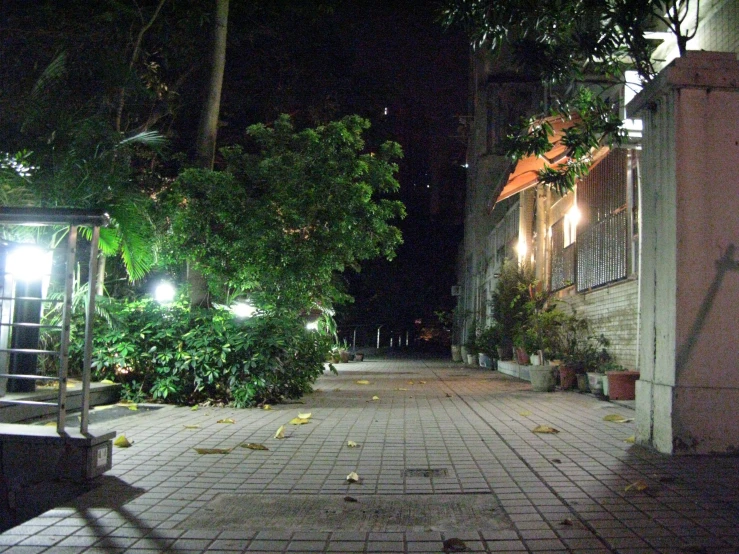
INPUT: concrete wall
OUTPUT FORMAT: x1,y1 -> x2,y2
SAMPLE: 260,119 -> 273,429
557,279 -> 639,369
631,51 -> 739,454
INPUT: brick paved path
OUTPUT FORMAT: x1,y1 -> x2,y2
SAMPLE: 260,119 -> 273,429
1,358 -> 738,553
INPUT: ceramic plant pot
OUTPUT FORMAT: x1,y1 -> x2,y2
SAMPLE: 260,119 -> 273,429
530,364 -> 557,392
587,372 -> 603,394
559,365 -> 577,390
451,345 -> 462,362
606,371 -> 640,400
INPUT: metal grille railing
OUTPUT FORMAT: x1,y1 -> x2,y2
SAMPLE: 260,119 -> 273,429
576,210 -> 628,291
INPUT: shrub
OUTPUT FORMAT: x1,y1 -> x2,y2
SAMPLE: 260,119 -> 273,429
74,298 -> 332,406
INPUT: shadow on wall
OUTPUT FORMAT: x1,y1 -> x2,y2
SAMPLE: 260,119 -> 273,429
675,244 -> 739,376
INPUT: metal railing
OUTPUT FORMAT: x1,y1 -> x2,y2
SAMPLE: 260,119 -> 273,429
0,208 -> 108,434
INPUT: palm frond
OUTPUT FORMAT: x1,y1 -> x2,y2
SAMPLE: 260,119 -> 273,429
118,130 -> 167,149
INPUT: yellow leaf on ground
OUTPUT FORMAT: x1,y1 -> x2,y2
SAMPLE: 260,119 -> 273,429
297,412 -> 312,419
347,440 -> 359,448
518,410 -> 532,416
372,396 -> 379,401
289,417 -> 311,425
263,404 -> 272,410
191,405 -> 199,411
356,380 -> 370,385
625,480 -> 648,492
114,435 -> 132,448
604,414 -> 633,423
624,435 -> 636,443
346,471 -> 360,483
395,388 -> 408,391
44,421 -> 56,427
407,381 -> 414,385
532,425 -> 560,434
184,425 -> 200,429
419,381 -> 426,384
217,418 -> 235,424
274,425 -> 285,439
194,448 -> 231,455
127,404 -> 138,411
241,443 -> 269,451
100,379 -> 115,385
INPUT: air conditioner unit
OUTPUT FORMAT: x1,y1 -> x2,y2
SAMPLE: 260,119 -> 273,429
451,285 -> 462,296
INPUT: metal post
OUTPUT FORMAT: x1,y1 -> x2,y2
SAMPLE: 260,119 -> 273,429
376,326 -> 381,349
390,337 -> 393,348
57,226 -> 76,433
352,329 -> 356,351
80,225 -> 100,434
406,330 -> 409,346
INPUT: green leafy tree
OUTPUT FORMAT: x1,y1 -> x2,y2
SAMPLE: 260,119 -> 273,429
440,0 -> 701,192
164,114 -> 405,313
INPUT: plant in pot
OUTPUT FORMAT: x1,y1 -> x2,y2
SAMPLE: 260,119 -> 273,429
603,361 -> 639,400
557,316 -> 610,391
490,260 -> 536,361
475,323 -> 501,369
463,339 -> 478,365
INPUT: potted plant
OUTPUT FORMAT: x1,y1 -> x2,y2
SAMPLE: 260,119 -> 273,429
557,315 -> 610,391
490,260 -> 537,360
464,340 -> 478,365
475,324 -> 501,369
605,363 -> 639,400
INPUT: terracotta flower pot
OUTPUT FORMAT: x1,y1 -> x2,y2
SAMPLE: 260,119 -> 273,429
606,371 -> 640,400
559,365 -> 577,390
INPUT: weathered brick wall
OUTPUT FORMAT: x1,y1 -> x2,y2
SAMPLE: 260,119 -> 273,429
556,279 -> 639,369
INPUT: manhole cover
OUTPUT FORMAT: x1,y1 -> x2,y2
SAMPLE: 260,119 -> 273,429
403,468 -> 449,478
180,494 -> 511,533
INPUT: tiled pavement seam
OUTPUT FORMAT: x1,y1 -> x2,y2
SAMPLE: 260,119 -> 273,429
1,358 -> 738,553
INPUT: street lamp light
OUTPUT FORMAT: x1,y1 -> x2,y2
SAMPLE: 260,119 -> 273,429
231,301 -> 257,318
154,281 -> 176,304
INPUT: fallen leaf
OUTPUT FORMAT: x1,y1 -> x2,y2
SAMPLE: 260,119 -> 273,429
625,480 -> 648,492
274,425 -> 285,439
356,380 -> 370,385
344,496 -> 358,502
297,412 -> 312,419
551,458 -> 562,464
101,379 -> 115,385
445,393 -> 452,398
217,418 -> 235,424
442,537 -> 468,552
372,396 -> 379,401
532,425 -> 560,434
262,404 -> 272,410
518,410 -> 532,416
346,471 -> 360,483
191,405 -> 199,411
194,448 -> 231,455
184,425 -> 200,429
289,417 -> 311,425
44,421 -> 56,427
624,435 -> 636,443
407,381 -> 414,385
347,440 -> 359,448
127,404 -> 138,411
603,414 -> 634,423
113,435 -> 132,448
561,518 -> 574,526
396,388 -> 408,391
241,443 -> 269,451
419,381 -> 426,384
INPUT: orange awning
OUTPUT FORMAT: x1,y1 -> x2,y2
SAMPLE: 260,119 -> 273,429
495,114 -> 609,204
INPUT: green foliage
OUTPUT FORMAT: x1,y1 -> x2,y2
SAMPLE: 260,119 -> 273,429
164,114 -> 405,312
556,315 -> 611,373
474,323 -> 502,358
490,259 -> 539,357
81,299 -> 332,407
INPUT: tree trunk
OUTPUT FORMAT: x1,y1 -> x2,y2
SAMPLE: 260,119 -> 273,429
190,0 -> 229,307
195,0 -> 229,169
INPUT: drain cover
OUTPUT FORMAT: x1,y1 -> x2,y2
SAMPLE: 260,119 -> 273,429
403,468 -> 449,478
180,494 -> 510,533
